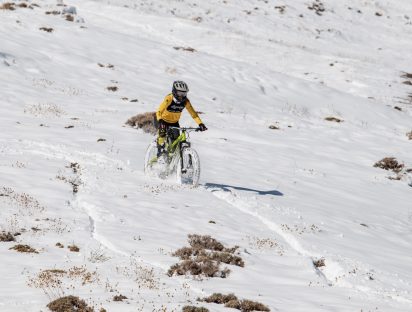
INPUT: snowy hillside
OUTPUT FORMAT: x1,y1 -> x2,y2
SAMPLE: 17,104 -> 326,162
1,0 -> 412,311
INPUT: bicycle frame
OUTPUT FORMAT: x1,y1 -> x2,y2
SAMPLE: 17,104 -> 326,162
165,127 -> 199,172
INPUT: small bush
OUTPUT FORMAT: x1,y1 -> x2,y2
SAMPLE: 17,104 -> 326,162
199,293 -> 270,312
182,306 -> 209,312
200,293 -> 238,304
47,296 -> 93,312
407,131 -> 412,140
324,116 -> 343,123
174,46 -> 197,52
0,231 -> 15,242
237,300 -> 270,312
9,244 -> 38,253
313,258 -> 325,268
0,3 -> 15,10
401,72 -> 412,79
39,27 -> 54,33
65,14 -> 74,22
113,294 -> 127,301
168,234 -> 242,278
125,112 -> 157,135
374,157 -> 404,173
68,244 -> 80,252
188,234 -> 225,251
45,10 -> 61,15
107,86 -> 118,92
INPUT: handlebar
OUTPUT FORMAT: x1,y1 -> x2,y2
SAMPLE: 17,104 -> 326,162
168,126 -> 201,132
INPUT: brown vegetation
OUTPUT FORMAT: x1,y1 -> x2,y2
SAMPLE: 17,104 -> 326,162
182,306 -> 209,312
324,116 -> 343,123
168,234 -> 243,278
125,112 -> 157,135
199,293 -> 270,312
407,131 -> 412,140
65,14 -> 74,22
113,294 -> 127,302
308,1 -> 325,16
174,46 -> 197,52
402,72 -> 412,79
313,258 -> 325,268
9,244 -> 38,253
39,27 -> 54,33
0,3 -> 15,10
0,231 -> 15,242
374,157 -> 404,173
47,296 -> 94,312
68,244 -> 80,252
107,86 -> 118,92
45,10 -> 61,15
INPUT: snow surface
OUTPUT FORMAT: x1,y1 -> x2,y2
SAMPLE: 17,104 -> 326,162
1,0 -> 412,311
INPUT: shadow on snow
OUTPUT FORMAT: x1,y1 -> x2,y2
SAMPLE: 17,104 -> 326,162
204,182 -> 283,196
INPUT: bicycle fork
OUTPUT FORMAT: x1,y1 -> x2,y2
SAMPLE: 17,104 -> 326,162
179,142 -> 186,174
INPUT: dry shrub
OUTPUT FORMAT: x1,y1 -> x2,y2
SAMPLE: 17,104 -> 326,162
45,10 -> 61,15
9,244 -> 38,253
125,112 -> 157,135
168,234 -> 242,278
174,46 -> 197,52
113,294 -> 127,301
39,27 -> 54,33
47,296 -> 94,312
0,3 -> 15,10
324,116 -> 343,123
374,157 -> 404,173
107,86 -> 118,92
168,259 -> 220,277
308,1 -> 325,16
200,293 -> 270,312
65,14 -> 74,22
68,244 -> 79,252
0,231 -> 15,242
200,293 -> 238,304
17,3 -> 28,8
402,72 -> 412,79
188,234 -> 225,251
407,131 -> 412,140
236,300 -> 270,312
182,306 -> 209,312
313,258 -> 325,268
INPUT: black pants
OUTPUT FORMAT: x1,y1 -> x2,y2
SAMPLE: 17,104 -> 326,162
157,121 -> 180,146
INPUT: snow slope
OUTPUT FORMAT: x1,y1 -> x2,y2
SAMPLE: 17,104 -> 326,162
1,0 -> 412,311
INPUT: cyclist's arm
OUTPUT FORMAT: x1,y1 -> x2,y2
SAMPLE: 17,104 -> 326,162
185,99 -> 203,125
156,94 -> 173,121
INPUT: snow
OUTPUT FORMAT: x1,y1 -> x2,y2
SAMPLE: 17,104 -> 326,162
1,0 -> 412,311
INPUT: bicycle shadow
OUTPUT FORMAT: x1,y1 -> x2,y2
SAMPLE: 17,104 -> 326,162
204,183 -> 283,196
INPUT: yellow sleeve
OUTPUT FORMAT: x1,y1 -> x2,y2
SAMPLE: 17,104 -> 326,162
156,94 -> 172,121
185,99 -> 203,125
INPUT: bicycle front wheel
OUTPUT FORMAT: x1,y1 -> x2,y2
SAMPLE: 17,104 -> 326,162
177,147 -> 201,186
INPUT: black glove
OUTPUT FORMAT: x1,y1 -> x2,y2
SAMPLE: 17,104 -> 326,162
199,123 -> 207,131
158,119 -> 166,129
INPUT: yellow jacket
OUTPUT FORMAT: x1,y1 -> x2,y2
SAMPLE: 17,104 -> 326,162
156,94 -> 203,125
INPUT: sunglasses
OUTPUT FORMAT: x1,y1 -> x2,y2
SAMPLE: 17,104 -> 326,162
176,90 -> 187,97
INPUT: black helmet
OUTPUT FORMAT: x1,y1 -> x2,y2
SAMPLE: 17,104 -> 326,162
172,81 -> 189,102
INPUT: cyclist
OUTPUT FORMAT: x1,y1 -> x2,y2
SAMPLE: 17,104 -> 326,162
156,81 -> 207,156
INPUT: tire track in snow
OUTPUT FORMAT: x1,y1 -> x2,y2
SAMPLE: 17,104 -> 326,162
206,186 -> 412,304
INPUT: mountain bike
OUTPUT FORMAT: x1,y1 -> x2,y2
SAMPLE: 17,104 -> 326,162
144,127 -> 201,186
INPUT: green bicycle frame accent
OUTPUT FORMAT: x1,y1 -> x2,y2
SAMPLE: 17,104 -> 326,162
167,131 -> 187,155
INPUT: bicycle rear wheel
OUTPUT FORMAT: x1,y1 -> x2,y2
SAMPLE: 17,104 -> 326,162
177,147 -> 200,186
